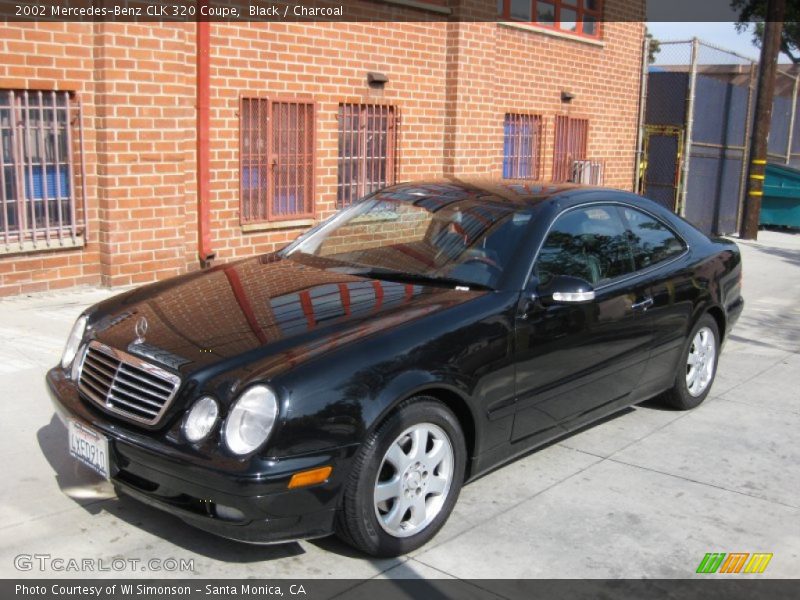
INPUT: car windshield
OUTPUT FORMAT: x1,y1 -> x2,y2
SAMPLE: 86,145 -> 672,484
282,190 -> 533,290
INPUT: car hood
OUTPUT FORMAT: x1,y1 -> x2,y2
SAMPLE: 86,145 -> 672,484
87,254 -> 487,378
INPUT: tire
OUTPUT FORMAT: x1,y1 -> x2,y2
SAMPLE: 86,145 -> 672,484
661,313 -> 720,410
335,396 -> 466,557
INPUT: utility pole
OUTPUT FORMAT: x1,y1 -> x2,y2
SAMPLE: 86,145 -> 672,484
740,0 -> 786,240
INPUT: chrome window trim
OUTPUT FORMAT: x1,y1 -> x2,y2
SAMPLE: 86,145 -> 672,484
524,200 -> 691,293
77,340 -> 182,426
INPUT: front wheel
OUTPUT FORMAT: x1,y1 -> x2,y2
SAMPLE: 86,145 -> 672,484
661,313 -> 720,410
335,397 -> 466,557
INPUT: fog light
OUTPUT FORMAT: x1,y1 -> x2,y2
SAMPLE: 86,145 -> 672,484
214,504 -> 245,522
288,466 -> 333,489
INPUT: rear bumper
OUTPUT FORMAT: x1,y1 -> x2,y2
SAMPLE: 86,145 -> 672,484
46,367 -> 357,544
725,295 -> 744,340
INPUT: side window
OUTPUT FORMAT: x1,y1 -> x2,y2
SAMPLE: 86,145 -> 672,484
535,206 -> 635,287
621,207 -> 686,270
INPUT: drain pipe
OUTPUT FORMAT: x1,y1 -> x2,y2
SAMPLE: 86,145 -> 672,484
634,31 -> 649,194
197,16 -> 214,266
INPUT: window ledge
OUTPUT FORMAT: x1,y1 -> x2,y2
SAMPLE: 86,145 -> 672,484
350,213 -> 399,225
0,236 -> 84,256
242,219 -> 315,232
498,22 -> 605,47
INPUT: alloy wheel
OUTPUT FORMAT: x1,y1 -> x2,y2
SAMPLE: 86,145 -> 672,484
373,422 -> 454,538
686,326 -> 716,397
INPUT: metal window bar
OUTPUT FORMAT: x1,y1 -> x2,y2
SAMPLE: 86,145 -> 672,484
337,103 -> 397,208
241,97 -> 267,223
503,113 -> 543,179
0,90 -> 84,253
272,100 -> 315,220
240,97 -> 315,224
553,116 -> 589,183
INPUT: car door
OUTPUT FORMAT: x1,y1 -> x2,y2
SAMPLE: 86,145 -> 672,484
511,204 -> 654,442
618,204 -> 694,399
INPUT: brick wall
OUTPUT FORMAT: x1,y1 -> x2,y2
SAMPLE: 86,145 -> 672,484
495,19 -> 646,188
0,0 -> 645,296
92,22 -> 197,288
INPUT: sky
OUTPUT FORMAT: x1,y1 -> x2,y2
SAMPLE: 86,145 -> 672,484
646,22 -> 794,64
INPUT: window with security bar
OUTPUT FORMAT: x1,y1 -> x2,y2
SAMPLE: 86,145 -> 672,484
240,98 -> 315,223
552,116 -> 589,182
337,104 -> 397,208
0,90 -> 86,253
503,114 -> 543,179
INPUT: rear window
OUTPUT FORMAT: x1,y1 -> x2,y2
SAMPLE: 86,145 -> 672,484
621,207 -> 686,270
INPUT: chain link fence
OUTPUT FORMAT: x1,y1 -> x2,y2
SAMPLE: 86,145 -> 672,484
637,38 -> 800,235
770,68 -> 800,168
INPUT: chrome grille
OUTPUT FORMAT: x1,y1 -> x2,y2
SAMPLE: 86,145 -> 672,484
78,341 -> 181,426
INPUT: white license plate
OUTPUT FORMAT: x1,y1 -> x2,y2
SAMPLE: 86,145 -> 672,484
68,420 -> 110,479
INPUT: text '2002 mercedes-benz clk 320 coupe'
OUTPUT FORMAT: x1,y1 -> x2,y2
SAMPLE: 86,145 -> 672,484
47,180 -> 743,556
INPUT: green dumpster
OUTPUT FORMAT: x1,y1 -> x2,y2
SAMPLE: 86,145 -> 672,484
761,163 -> 800,228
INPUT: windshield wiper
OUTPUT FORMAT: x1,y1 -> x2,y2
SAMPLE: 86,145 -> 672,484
349,268 -> 494,291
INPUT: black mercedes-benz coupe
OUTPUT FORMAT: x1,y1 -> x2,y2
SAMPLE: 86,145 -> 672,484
47,180 -> 743,556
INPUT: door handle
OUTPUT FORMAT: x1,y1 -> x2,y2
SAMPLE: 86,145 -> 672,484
516,292 -> 537,320
631,296 -> 654,312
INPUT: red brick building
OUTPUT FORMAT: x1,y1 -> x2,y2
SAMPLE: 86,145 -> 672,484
0,0 -> 646,297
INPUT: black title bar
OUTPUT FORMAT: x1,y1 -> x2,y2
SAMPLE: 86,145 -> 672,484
0,0 -> 765,23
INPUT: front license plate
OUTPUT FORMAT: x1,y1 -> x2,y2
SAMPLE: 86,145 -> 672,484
68,420 -> 110,479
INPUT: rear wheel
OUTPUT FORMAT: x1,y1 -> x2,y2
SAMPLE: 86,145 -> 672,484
335,397 -> 466,557
661,313 -> 720,410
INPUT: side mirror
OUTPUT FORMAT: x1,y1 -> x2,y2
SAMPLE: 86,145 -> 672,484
538,275 -> 596,305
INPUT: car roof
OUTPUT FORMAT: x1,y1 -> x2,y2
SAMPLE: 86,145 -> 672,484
376,178 -> 624,210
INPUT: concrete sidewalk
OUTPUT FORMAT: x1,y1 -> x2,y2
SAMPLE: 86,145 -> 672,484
0,230 -> 798,581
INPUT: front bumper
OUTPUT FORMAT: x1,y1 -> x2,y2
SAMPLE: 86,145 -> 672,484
46,367 -> 358,544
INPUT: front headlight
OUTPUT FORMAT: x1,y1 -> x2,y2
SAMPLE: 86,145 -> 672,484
223,385 -> 278,455
61,315 -> 88,370
183,396 -> 219,443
